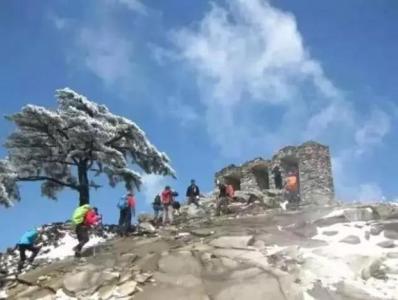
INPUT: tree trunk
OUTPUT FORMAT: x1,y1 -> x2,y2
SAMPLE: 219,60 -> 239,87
78,163 -> 90,206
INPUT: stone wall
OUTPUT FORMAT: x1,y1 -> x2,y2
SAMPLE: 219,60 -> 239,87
215,141 -> 335,205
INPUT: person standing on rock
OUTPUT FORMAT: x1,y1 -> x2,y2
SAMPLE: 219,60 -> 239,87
216,182 -> 229,216
281,171 -> 299,210
117,192 -> 136,236
161,186 -> 174,225
186,179 -> 200,207
72,205 -> 101,257
152,193 -> 163,225
16,227 -> 44,272
272,166 -> 283,190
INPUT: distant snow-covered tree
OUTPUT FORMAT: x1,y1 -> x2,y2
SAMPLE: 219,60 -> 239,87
0,88 -> 175,207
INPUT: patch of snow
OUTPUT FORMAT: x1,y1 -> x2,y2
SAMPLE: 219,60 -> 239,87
301,222 -> 398,299
321,209 -> 345,219
55,289 -> 76,299
302,291 -> 315,300
37,231 -> 112,261
0,289 -> 7,299
265,245 -> 286,256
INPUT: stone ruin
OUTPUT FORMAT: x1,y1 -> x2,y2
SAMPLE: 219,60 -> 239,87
215,141 -> 335,206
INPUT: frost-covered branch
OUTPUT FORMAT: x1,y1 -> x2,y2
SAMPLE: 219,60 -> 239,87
17,176 -> 79,190
0,87 -> 175,206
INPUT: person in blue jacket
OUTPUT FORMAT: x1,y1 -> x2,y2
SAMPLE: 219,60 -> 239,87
17,227 -> 43,272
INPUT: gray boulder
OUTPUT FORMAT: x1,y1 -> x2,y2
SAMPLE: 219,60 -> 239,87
210,236 -> 255,249
377,240 -> 395,248
370,224 -> 384,236
158,253 -> 202,276
139,222 -> 156,234
384,230 -> 398,240
361,259 -> 386,280
343,207 -> 375,222
339,235 -> 360,245
138,213 -> 153,223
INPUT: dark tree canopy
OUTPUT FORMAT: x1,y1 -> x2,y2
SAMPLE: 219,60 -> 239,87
0,88 -> 175,207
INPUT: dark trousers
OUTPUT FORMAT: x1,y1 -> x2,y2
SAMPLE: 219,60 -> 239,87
75,224 -> 89,254
274,176 -> 283,189
17,244 -> 40,271
216,197 -> 229,216
187,196 -> 200,207
119,207 -> 132,236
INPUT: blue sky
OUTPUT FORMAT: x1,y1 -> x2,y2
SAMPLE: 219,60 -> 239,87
1,0 -> 398,249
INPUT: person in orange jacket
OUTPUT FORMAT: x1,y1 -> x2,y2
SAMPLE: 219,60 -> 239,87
281,171 -> 300,210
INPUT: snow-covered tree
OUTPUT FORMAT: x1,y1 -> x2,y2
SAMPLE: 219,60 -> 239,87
0,88 -> 175,207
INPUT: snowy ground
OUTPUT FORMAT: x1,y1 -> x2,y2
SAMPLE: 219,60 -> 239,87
37,231 -> 111,261
301,221 -> 398,299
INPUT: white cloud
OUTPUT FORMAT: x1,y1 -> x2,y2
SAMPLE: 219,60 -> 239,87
171,0 -> 351,157
354,109 -> 391,156
358,183 -> 384,203
164,97 -> 199,127
49,14 -> 71,30
77,28 -> 134,88
170,0 -> 394,200
140,174 -> 168,204
108,0 -> 147,14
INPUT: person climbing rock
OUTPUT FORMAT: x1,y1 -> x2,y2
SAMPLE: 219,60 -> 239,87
117,192 -> 136,236
16,227 -> 43,272
272,166 -> 283,189
186,179 -> 200,207
216,182 -> 229,216
161,186 -> 174,225
72,205 -> 100,257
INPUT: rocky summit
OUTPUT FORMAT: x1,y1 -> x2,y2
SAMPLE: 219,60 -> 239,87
1,193 -> 398,300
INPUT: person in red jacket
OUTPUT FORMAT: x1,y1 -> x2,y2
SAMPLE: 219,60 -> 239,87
127,192 -> 136,223
161,186 -> 173,225
74,207 -> 101,257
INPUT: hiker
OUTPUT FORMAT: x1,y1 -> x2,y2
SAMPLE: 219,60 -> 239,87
16,227 -> 43,272
216,182 -> 229,216
281,171 -> 299,210
72,205 -> 101,257
186,179 -> 200,207
161,186 -> 174,225
152,193 -> 163,224
272,166 -> 283,189
117,192 -> 136,236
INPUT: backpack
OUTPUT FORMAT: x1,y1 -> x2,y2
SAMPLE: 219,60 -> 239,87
72,204 -> 91,226
117,197 -> 128,210
153,195 -> 161,205
172,201 -> 181,210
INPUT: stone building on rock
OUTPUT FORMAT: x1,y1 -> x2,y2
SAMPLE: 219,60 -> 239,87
215,141 -> 334,205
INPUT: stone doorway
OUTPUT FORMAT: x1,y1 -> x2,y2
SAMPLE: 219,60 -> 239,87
251,165 -> 270,190
224,175 -> 241,191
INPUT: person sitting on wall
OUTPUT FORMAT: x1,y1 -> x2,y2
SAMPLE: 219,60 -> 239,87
272,166 -> 283,189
